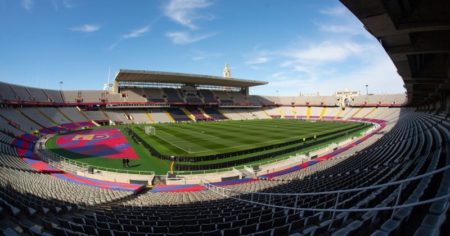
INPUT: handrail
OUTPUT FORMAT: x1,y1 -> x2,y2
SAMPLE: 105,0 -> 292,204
171,134 -> 360,175
35,118 -> 376,176
204,164 -> 450,197
36,140 -> 155,175
203,164 -> 450,217
172,119 -> 378,175
47,151 -> 155,175
206,183 -> 450,212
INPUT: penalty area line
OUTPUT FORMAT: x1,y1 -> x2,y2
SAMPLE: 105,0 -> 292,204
154,132 -> 195,154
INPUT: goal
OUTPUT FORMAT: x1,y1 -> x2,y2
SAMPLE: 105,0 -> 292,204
145,126 -> 156,135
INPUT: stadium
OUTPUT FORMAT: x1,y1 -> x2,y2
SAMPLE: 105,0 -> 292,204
0,0 -> 449,236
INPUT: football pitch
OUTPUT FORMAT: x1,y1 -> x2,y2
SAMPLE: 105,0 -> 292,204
132,119 -> 364,157
46,119 -> 371,174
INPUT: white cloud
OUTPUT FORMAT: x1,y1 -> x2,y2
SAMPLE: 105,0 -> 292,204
251,39 -> 404,96
62,0 -> 74,8
319,6 -> 347,16
283,41 -> 366,64
329,56 -> 404,94
21,0 -> 33,11
70,24 -> 101,33
166,31 -> 217,45
164,0 -> 212,29
318,23 -> 366,35
246,56 -> 270,65
122,25 -> 151,39
108,23 -> 155,50
50,0 -> 75,11
266,56 -> 403,96
50,0 -> 59,11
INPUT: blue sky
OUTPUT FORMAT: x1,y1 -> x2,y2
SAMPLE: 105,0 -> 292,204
0,0 -> 405,95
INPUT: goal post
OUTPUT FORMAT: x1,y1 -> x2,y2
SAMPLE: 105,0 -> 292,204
145,126 -> 156,135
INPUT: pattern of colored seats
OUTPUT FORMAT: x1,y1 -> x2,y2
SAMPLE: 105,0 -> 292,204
0,109 -> 447,235
203,108 -> 228,120
199,90 -> 217,103
188,108 -> 209,121
168,108 -> 191,122
163,88 -> 184,103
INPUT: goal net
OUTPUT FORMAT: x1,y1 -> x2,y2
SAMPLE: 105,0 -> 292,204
145,126 -> 156,135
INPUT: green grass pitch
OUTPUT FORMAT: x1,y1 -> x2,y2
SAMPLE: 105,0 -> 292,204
46,119 -> 370,175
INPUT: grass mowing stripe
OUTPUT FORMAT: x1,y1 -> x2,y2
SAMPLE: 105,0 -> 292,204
47,119 -> 372,174
153,125 -> 231,151
177,124 -> 369,167
160,120 -> 356,144
119,127 -> 170,174
147,121 -> 361,156
131,126 -> 187,155
173,123 -> 271,146
218,125 -> 370,169
45,127 -> 171,175
138,120 -> 364,157
191,120 -> 357,139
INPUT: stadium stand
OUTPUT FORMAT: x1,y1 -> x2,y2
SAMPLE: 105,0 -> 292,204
353,94 -> 407,106
0,81 -> 17,102
105,110 -> 130,124
0,108 -> 441,235
0,98 -> 448,236
1,108 -> 42,132
199,90 -> 218,104
104,92 -> 124,103
203,107 -> 228,120
278,106 -> 292,119
144,88 -> 166,103
214,91 -> 234,105
294,107 -> 307,119
128,110 -> 152,124
58,107 -> 89,123
149,109 -> 173,123
10,84 -> 32,101
120,89 -> 147,103
220,108 -> 252,120
0,166 -> 134,206
0,0 -> 449,233
265,106 -> 282,118
44,89 -> 64,103
20,108 -> 56,128
163,88 -> 185,104
187,107 -> 209,121
0,115 -> 24,137
168,108 -> 192,122
38,107 -> 72,125
181,89 -> 204,105
61,91 -> 80,103
310,107 -> 322,119
26,87 -> 49,102
251,109 -> 271,119
253,95 -> 275,106
82,109 -> 109,121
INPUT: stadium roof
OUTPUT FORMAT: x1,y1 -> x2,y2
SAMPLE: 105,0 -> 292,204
341,0 -> 450,106
115,69 -> 268,88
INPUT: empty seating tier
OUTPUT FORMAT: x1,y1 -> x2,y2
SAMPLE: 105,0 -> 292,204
168,108 -> 191,122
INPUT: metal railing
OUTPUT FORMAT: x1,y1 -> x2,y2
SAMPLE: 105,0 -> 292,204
172,128 -> 371,175
35,118 -> 377,177
38,148 -> 155,175
171,154 -> 307,175
204,164 -> 450,218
